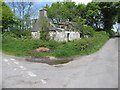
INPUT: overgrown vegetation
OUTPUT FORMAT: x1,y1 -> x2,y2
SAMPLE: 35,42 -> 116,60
2,31 -> 109,58
40,18 -> 50,41
40,31 -> 50,41
1,1 -> 119,58
2,31 -> 32,39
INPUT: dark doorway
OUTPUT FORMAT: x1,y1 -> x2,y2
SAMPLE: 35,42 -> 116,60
67,33 -> 70,40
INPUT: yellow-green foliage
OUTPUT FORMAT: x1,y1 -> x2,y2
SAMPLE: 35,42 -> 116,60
1,1 -> 17,30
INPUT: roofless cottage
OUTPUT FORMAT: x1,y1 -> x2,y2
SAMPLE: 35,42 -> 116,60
31,9 -> 81,42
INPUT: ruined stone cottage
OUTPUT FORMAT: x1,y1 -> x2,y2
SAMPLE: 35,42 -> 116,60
31,9 -> 81,42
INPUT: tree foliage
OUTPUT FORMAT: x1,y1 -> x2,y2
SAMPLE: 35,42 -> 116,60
85,2 -> 120,31
40,18 -> 50,41
2,1 -> 120,38
46,1 -> 119,33
99,2 -> 118,31
46,2 -> 78,23
7,2 -> 38,31
85,2 -> 102,30
1,1 -> 17,31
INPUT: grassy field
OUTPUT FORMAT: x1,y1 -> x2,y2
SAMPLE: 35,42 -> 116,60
2,31 -> 109,58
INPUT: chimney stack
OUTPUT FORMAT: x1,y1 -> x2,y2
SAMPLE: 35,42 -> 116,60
39,9 -> 47,18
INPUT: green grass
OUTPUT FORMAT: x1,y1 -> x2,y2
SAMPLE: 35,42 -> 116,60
2,31 -> 109,58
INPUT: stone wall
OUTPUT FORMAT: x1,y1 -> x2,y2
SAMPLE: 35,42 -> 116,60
31,30 -> 81,41
68,31 -> 80,40
53,31 -> 68,42
49,31 -> 81,42
49,31 -> 56,40
31,31 -> 40,39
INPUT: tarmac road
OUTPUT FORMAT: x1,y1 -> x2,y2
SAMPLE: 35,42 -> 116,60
1,38 -> 118,88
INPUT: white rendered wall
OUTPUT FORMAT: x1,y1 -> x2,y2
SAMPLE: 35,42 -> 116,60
31,31 -> 40,39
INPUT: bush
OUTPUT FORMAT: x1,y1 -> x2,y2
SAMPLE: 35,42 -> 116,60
2,30 -> 32,39
2,32 -> 18,38
12,29 -> 31,38
54,31 -> 109,57
81,25 -> 95,37
106,30 -> 115,37
40,31 -> 50,41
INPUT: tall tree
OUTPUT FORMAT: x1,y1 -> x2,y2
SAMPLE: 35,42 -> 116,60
76,4 -> 86,18
85,2 -> 119,31
8,2 -> 38,31
115,1 -> 120,32
1,1 -> 17,32
85,2 -> 104,30
99,2 -> 118,31
46,2 -> 77,23
63,1 -> 77,21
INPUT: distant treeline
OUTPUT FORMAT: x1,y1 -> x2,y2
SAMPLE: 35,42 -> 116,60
1,1 -> 120,37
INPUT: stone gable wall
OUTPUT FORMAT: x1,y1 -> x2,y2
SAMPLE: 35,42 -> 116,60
31,31 -> 40,39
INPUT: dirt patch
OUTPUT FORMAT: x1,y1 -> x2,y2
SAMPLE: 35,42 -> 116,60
27,47 -> 55,54
25,56 -> 73,65
33,47 -> 50,52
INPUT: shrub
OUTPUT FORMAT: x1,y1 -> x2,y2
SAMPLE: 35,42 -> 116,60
2,32 -> 18,38
106,30 -> 115,37
40,31 -> 50,41
2,29 -> 32,39
13,30 -> 32,39
53,31 -> 109,57
83,26 -> 95,37
81,25 -> 95,37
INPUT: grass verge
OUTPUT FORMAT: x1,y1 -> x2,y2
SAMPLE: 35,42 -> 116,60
2,31 -> 109,58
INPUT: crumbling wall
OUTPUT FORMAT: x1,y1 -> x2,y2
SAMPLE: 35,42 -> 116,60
31,30 -> 81,41
31,9 -> 81,41
49,31 -> 56,40
68,31 -> 80,40
54,31 -> 68,42
31,31 -> 40,39
49,31 -> 81,42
